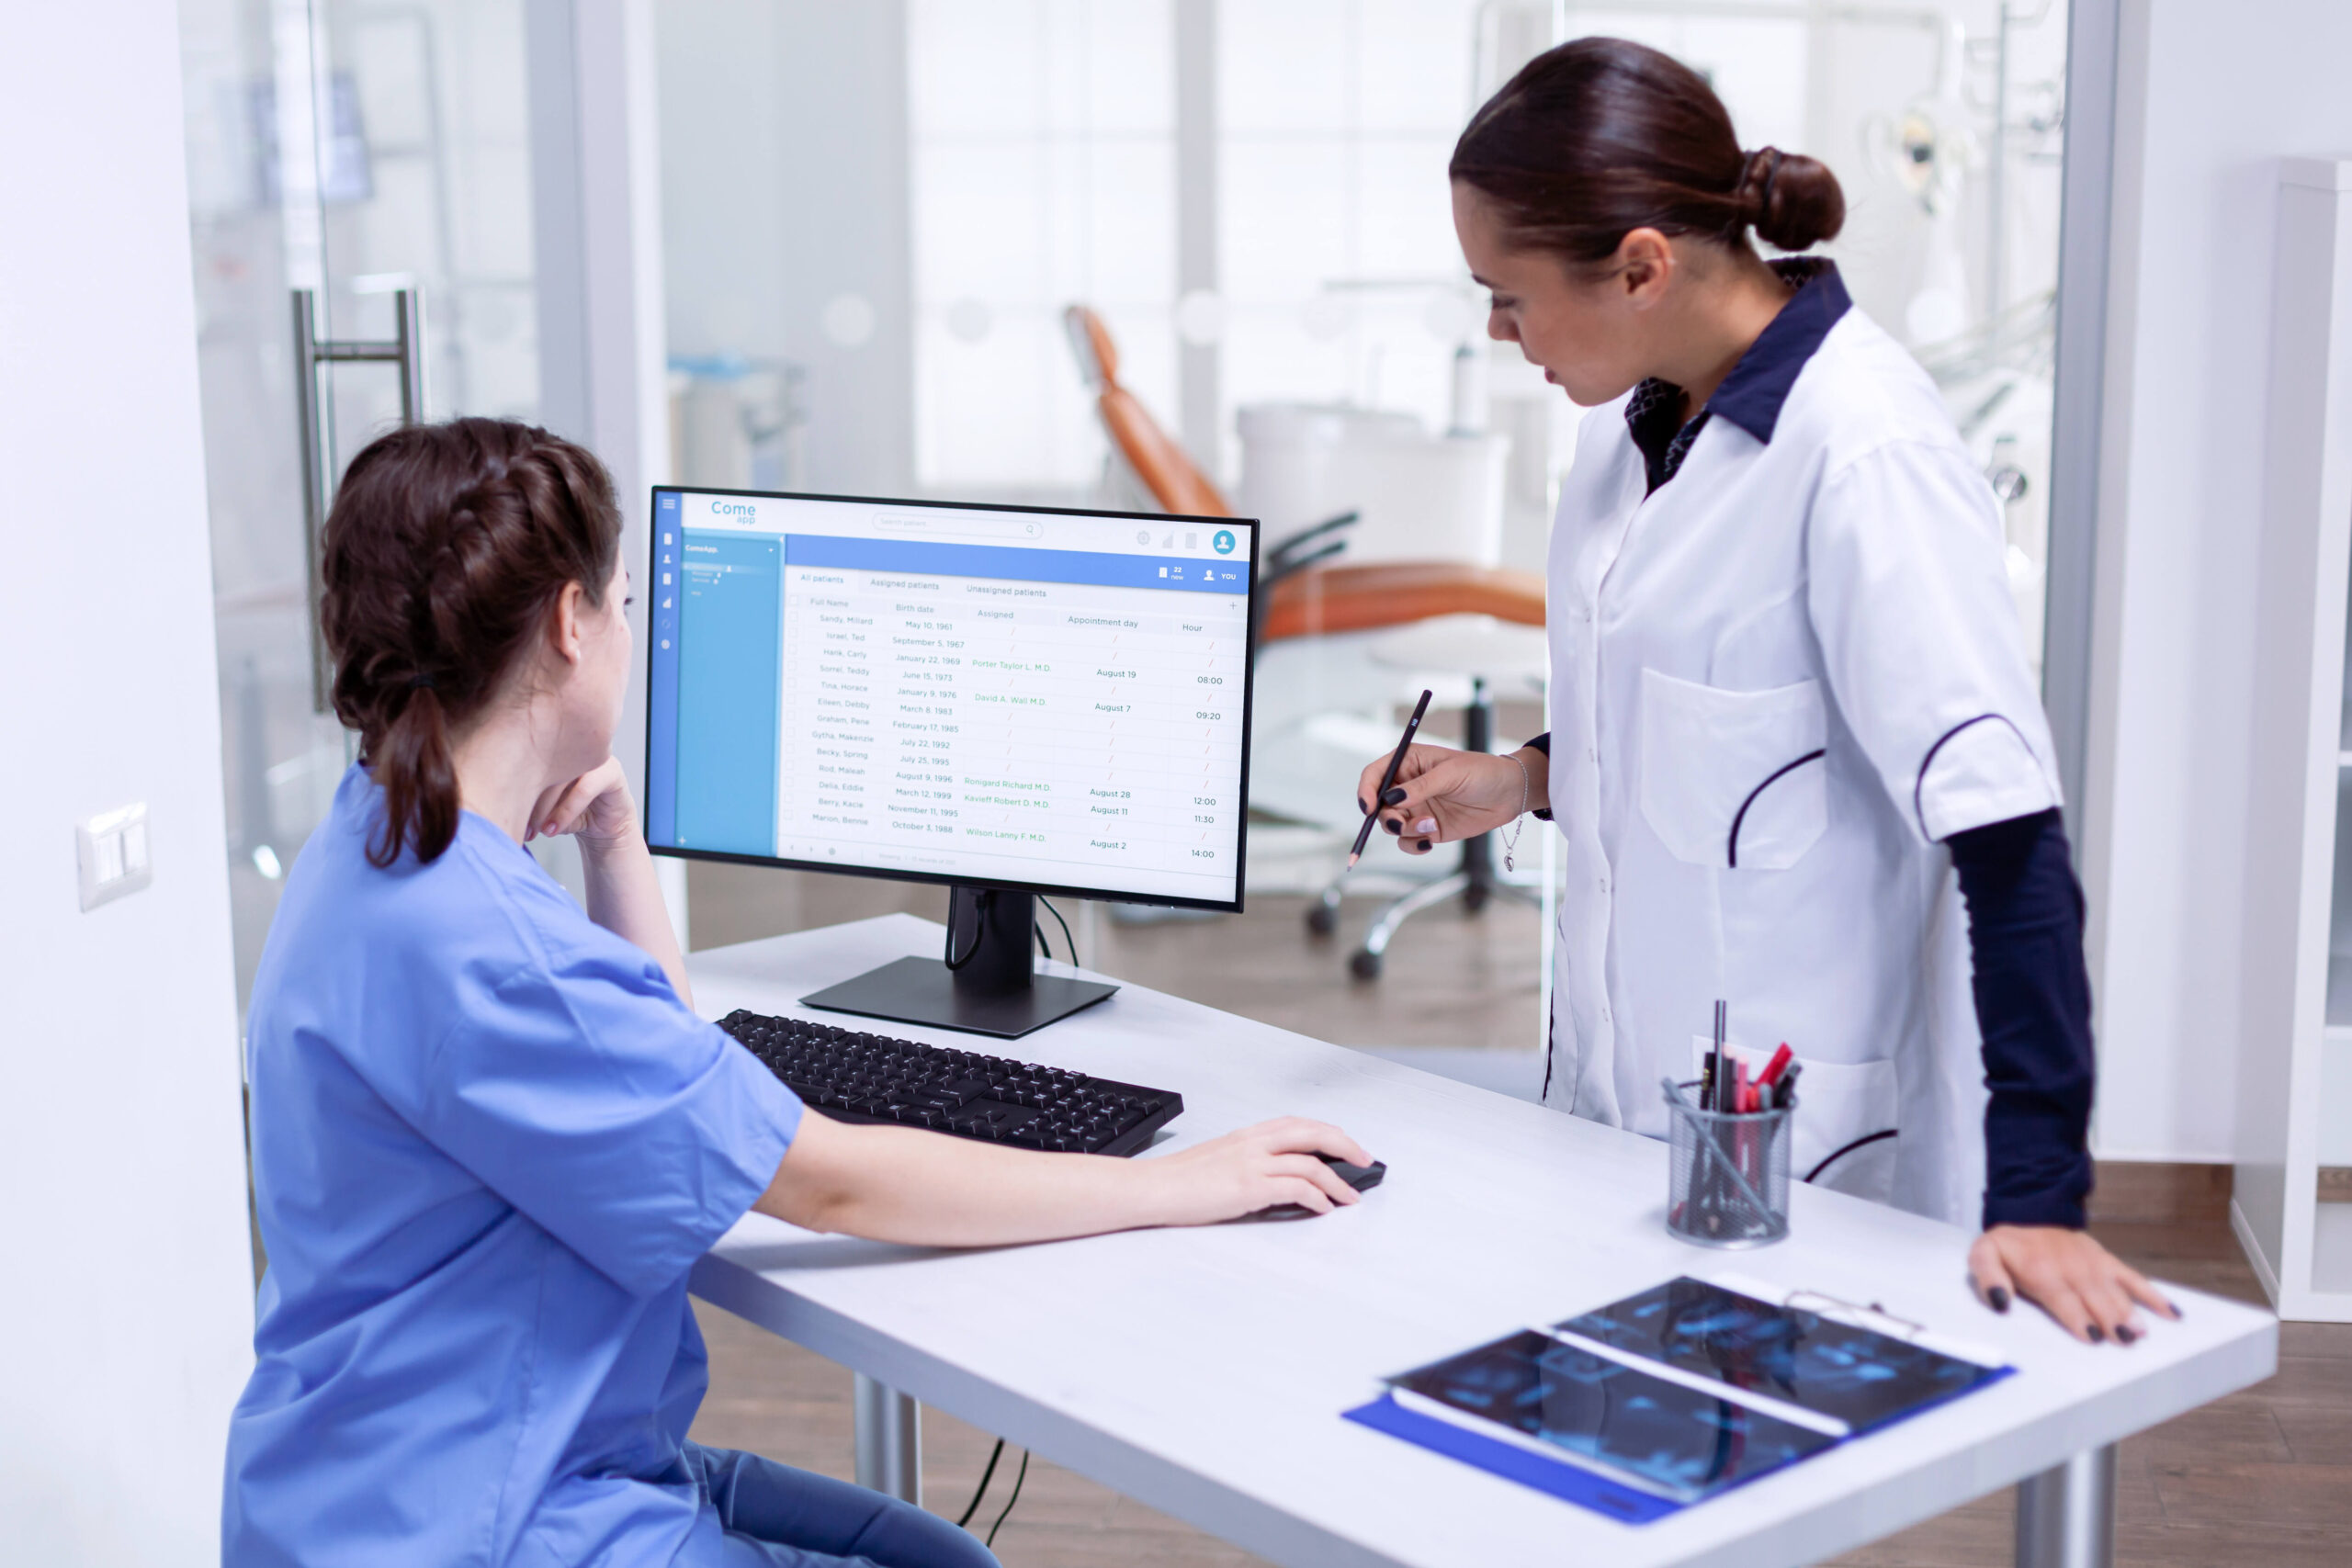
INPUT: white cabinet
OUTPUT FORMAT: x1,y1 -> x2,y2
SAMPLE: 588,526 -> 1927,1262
2235,157 -> 2352,1319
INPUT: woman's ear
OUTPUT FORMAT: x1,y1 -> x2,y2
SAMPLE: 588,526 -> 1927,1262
548,581 -> 588,669
1615,227 -> 1676,307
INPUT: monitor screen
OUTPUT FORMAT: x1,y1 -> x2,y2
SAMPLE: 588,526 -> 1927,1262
644,488 -> 1257,909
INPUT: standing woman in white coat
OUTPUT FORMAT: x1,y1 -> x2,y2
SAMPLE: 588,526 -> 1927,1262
1363,38 -> 2172,1343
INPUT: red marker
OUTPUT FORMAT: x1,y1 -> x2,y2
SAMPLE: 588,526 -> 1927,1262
1757,1042 -> 1794,1089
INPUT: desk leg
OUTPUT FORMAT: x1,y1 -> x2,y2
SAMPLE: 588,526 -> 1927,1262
854,1373 -> 922,1506
2014,1444 -> 2116,1568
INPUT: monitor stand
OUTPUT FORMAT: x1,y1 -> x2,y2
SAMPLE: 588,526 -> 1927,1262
800,886 -> 1119,1040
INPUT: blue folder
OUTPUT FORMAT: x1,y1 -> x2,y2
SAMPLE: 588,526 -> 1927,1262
1342,1393 -> 1681,1525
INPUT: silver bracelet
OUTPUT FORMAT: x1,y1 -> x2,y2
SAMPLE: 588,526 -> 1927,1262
1502,750 -> 1531,874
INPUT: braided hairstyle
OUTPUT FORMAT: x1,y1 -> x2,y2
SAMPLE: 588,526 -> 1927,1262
319,417 -> 622,868
1450,37 -> 1844,266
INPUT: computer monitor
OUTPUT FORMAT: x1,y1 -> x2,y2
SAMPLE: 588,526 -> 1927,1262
644,486 -> 1258,1037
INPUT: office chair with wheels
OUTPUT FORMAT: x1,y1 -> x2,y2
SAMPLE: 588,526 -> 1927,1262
1305,674 -> 1544,976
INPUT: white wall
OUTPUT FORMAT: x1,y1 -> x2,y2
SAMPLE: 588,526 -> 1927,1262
2082,0 -> 2352,1160
0,4 -> 257,1561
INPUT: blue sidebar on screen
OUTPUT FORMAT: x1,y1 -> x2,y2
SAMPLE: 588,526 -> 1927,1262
649,525 -> 781,857
647,493 -> 683,848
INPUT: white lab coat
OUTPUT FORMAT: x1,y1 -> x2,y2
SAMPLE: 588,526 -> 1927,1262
1541,305 -> 2061,1229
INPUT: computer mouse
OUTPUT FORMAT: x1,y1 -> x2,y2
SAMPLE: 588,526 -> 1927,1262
1246,1153 -> 1385,1221
1318,1153 -> 1385,1190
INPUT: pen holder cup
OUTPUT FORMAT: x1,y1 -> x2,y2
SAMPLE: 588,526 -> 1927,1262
1665,1080 -> 1792,1249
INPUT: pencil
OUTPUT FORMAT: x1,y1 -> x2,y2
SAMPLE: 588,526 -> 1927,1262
1347,689 -> 1434,871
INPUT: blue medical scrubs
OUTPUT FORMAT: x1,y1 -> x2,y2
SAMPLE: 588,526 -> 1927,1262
224,766 -> 992,1568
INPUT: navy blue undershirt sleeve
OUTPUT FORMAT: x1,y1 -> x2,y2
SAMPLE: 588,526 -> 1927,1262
1521,733 -> 1553,820
1947,807 -> 2096,1231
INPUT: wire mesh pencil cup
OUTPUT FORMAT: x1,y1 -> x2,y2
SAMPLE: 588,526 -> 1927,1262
1663,1077 -> 1793,1248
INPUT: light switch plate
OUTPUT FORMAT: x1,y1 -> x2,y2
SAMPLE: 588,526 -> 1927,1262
78,801 -> 153,911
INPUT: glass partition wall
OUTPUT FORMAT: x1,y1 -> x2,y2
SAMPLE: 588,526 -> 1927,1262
180,0 -> 540,1010
659,0 -> 2068,646
653,0 -> 2073,902
181,1 -> 2075,1000
650,1 -> 2076,1032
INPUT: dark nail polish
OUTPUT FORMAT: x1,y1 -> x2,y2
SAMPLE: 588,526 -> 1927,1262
2167,1299 -> 2184,1319
2086,1324 -> 2107,1343
1384,818 -> 1402,835
2115,1325 -> 2138,1345
1987,1285 -> 2010,1314
1381,786 -> 1408,806
1417,839 -> 1432,852
1358,797 -> 1369,815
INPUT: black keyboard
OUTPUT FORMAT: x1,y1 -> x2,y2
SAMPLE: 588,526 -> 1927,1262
718,1010 -> 1183,1157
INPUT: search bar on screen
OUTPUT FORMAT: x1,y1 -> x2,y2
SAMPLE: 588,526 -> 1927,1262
873,513 -> 1045,544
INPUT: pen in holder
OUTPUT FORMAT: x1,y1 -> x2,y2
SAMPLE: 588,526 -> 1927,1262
1662,1077 -> 1793,1248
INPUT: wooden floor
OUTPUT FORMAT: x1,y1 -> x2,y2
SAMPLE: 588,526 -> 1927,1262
684,879 -> 2348,1567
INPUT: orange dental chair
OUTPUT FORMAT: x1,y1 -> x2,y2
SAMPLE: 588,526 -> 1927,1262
1062,305 -> 1546,976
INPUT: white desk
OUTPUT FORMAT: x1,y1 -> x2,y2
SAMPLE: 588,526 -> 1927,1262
687,916 -> 2276,1568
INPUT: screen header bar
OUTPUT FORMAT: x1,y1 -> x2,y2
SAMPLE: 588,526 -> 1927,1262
658,486 -> 1253,570
779,534 -> 1247,594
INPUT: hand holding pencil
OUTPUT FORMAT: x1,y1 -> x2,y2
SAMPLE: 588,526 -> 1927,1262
1352,715 -> 1552,861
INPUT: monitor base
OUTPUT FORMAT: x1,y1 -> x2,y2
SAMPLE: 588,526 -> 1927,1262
801,956 -> 1118,1040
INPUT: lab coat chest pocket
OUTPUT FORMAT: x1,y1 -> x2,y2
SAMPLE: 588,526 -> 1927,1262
1639,669 -> 1828,871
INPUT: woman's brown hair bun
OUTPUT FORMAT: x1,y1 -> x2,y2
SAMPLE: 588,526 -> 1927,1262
1739,146 -> 1846,252
1451,37 -> 1845,264
318,417 -> 622,869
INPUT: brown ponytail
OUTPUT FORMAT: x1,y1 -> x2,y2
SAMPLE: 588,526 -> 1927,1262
1450,38 -> 1844,266
319,417 -> 622,868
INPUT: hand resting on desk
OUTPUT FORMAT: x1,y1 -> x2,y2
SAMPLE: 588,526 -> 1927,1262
753,1111 -> 1374,1246
1969,1224 -> 2182,1345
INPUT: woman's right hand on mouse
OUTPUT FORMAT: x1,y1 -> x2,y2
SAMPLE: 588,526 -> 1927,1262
1357,743 -> 1548,855
1144,1118 -> 1374,1224
758,1112 -> 1375,1245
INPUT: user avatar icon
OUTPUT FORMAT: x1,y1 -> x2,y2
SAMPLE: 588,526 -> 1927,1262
1212,529 -> 1236,555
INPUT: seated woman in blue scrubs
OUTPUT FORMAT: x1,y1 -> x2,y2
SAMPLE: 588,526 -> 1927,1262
223,418 -> 1371,1568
